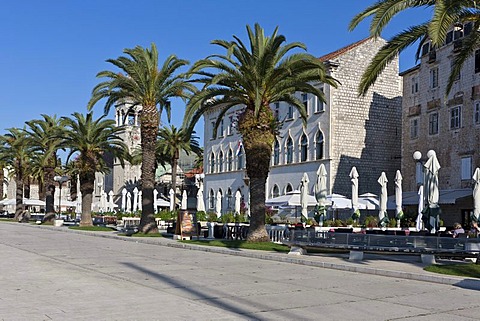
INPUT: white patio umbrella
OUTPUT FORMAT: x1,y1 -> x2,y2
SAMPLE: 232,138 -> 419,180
423,151 -> 441,233
473,167 -> 480,223
169,188 -> 175,211
121,188 -> 127,211
215,190 -> 222,217
100,192 -> 107,212
133,187 -> 139,212
326,194 -> 352,209
266,190 -> 317,207
234,190 -> 241,214
416,186 -> 424,231
358,193 -> 379,210
108,190 -> 114,212
76,191 -> 82,214
300,172 -> 310,220
196,185 -> 205,212
1,198 -> 46,206
315,164 -> 327,224
378,172 -> 389,227
153,189 -> 159,213
349,167 -> 359,210
181,190 -> 187,210
126,192 -> 132,213
394,170 -> 403,227
138,191 -> 142,211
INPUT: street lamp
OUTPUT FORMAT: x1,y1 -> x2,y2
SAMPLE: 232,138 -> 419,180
54,175 -> 69,219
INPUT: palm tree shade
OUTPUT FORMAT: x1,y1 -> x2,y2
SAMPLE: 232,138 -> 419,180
88,43 -> 195,233
350,0 -> 480,95
184,23 -> 339,242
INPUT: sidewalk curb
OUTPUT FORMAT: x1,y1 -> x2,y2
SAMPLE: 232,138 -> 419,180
30,224 -> 480,290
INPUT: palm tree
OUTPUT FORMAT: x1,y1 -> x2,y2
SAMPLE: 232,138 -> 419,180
0,128 -> 32,220
349,0 -> 480,95
61,112 -> 128,227
24,114 -> 64,222
87,43 -> 195,234
184,24 -> 339,242
157,125 -> 202,196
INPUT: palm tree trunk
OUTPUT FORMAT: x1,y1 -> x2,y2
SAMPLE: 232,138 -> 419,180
0,167 -> 4,212
239,108 -> 274,242
14,177 -> 24,221
43,166 -> 56,222
139,106 -> 159,234
79,172 -> 94,227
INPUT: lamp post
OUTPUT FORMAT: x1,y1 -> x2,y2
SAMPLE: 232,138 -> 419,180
54,175 -> 69,219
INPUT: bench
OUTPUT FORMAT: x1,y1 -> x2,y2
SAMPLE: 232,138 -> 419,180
284,230 -> 480,264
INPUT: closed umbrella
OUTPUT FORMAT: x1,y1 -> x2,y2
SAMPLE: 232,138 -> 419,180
138,191 -> 142,211
169,188 -> 175,211
215,190 -> 222,217
108,190 -> 114,212
100,192 -> 107,212
196,184 -> 205,212
133,187 -> 139,212
234,190 -> 241,214
153,189 -> 158,213
76,191 -> 82,214
473,168 -> 480,223
378,172 -> 389,227
181,190 -> 187,210
300,172 -> 310,221
416,186 -> 424,231
126,192 -> 132,213
349,167 -> 360,220
315,164 -> 327,224
423,151 -> 441,233
121,188 -> 127,211
394,170 -> 403,227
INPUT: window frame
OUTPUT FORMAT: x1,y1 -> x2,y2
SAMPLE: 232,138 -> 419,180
450,105 -> 462,129
410,118 -> 419,139
428,112 -> 439,135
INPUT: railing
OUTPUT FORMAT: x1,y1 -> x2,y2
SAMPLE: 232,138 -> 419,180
266,225 -> 289,244
287,230 -> 480,254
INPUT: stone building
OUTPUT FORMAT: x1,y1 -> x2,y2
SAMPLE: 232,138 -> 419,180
203,37 -> 402,217
400,21 -> 480,227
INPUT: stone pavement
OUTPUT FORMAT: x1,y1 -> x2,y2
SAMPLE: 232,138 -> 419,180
1,222 -> 480,321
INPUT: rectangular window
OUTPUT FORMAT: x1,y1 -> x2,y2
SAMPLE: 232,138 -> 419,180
430,67 -> 438,88
219,119 -> 224,137
421,42 -> 430,56
411,76 -> 418,94
210,121 -> 216,139
315,89 -> 325,112
476,50 -> 480,73
410,118 -> 419,139
450,105 -> 461,129
475,101 -> 480,125
461,157 -> 472,180
302,93 -> 308,110
428,112 -> 439,135
287,104 -> 294,119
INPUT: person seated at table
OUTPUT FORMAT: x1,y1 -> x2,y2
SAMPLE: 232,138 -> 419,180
469,221 -> 480,237
447,223 -> 465,238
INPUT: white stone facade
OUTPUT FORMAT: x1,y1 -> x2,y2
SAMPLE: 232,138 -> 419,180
203,37 -> 403,216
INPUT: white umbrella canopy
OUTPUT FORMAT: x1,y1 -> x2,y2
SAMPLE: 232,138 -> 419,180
234,190 -> 241,214
416,185 -> 424,231
326,194 -> 352,209
181,190 -> 187,210
169,189 -> 175,211
473,167 -> 480,223
196,185 -> 205,212
1,198 -> 46,206
266,190 -> 317,207
378,172 -> 389,226
423,151 -> 441,232
300,172 -> 310,219
358,193 -> 379,210
215,190 -> 222,217
394,170 -> 403,216
349,167 -> 359,211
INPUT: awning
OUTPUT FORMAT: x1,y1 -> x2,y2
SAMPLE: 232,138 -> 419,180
388,188 -> 471,206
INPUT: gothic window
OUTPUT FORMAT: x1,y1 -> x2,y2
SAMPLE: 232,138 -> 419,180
209,189 -> 215,209
237,146 -> 244,170
227,149 -> 233,171
210,152 -> 215,173
226,188 -> 232,209
218,151 -> 224,172
286,137 -> 293,164
315,131 -> 324,160
272,185 -> 279,198
273,139 -> 280,165
300,134 -> 308,162
285,183 -> 293,194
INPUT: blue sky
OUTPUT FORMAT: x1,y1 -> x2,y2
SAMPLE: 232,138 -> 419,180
1,0 -> 431,145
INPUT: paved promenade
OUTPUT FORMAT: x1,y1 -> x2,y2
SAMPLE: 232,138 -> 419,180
0,222 -> 479,320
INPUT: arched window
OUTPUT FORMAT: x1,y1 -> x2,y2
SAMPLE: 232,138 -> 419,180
210,152 -> 215,173
272,185 -> 279,198
209,189 -> 215,209
273,139 -> 280,165
315,131 -> 324,160
227,149 -> 233,171
226,188 -> 232,209
218,151 -> 224,172
286,137 -> 293,164
285,184 -> 293,194
237,146 -> 244,170
300,134 -> 308,162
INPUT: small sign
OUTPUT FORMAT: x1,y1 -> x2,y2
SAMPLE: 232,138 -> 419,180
180,210 -> 195,239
